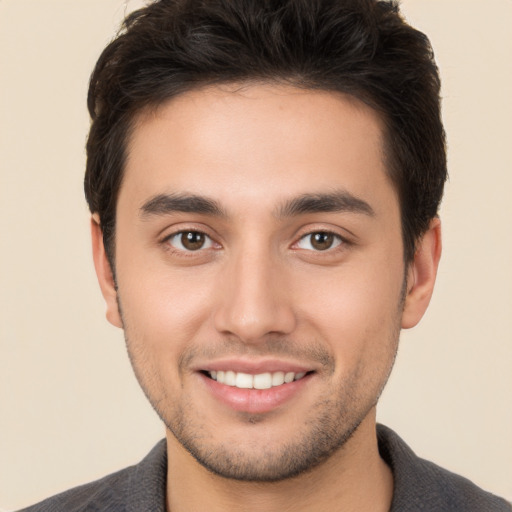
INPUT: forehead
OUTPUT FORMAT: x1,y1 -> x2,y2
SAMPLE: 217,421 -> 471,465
120,84 -> 397,218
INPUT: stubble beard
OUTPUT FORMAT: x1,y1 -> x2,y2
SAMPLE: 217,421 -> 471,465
166,377 -> 374,482
119,284 -> 404,482
123,333 -> 400,483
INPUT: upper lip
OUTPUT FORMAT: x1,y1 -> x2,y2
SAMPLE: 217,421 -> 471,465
194,358 -> 315,374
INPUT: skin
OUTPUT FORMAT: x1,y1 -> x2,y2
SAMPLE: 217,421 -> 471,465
92,83 -> 441,511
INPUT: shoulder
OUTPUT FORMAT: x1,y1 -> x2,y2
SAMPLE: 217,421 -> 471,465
377,425 -> 511,512
17,440 -> 167,512
17,466 -> 133,512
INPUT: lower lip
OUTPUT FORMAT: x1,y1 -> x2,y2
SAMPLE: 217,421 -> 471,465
200,373 -> 313,414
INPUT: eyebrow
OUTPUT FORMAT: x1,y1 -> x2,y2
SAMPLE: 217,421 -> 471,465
139,190 -> 375,220
276,191 -> 375,218
140,193 -> 226,219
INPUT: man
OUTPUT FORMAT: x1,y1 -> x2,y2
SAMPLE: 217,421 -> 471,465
19,0 -> 511,510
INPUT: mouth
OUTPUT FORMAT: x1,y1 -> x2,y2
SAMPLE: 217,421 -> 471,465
204,370 -> 310,390
197,361 -> 316,413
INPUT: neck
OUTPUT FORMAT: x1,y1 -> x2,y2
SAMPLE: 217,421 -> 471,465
165,413 -> 393,512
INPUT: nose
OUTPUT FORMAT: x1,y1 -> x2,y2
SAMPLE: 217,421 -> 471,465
213,243 -> 297,343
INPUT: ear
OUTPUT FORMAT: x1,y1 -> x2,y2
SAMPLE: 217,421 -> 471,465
401,218 -> 442,329
91,214 -> 123,328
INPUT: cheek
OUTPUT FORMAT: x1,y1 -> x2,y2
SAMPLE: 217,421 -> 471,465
117,273 -> 215,397
302,267 -> 402,316
121,276 -> 214,341
292,255 -> 404,354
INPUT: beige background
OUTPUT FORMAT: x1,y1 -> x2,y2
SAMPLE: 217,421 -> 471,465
1,0 -> 511,509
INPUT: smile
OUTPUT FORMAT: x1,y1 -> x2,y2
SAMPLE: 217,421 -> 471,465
208,370 -> 308,389
200,366 -> 314,413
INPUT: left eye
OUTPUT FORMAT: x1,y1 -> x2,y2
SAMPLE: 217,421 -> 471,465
296,232 -> 343,251
167,231 -> 214,251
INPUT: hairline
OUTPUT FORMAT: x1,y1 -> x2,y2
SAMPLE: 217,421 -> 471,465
99,79 -> 416,271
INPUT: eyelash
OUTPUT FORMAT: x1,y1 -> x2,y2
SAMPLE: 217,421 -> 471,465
161,229 -> 219,257
294,232 -> 345,252
161,229 -> 349,255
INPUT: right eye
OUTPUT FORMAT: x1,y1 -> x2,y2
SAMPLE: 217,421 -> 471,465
166,231 -> 214,252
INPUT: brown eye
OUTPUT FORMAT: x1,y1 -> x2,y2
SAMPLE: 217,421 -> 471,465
181,232 -> 205,250
297,232 -> 342,251
311,232 -> 334,250
168,231 -> 213,251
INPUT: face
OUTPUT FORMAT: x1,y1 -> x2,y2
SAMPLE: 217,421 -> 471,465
94,84 -> 435,481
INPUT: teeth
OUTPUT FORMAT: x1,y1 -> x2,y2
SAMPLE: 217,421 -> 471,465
235,372 -> 253,389
271,371 -> 285,386
284,372 -> 295,383
209,370 -> 308,389
253,373 -> 272,390
225,370 -> 236,386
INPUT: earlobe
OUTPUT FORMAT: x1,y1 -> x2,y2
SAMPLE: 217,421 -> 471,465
91,214 -> 123,328
401,218 -> 442,329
